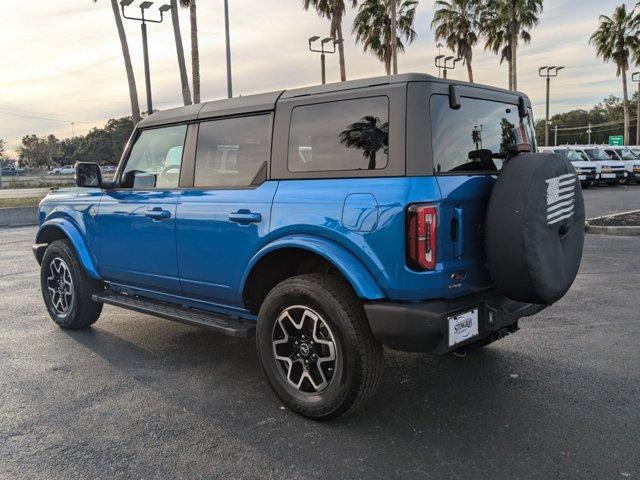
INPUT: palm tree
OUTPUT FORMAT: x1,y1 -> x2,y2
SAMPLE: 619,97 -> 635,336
353,0 -> 418,75
431,0 -> 481,82
339,115 -> 389,169
94,0 -> 141,123
170,0 -> 192,105
481,0 -> 542,91
590,4 -> 640,145
302,1 -> 357,82
180,0 -> 200,103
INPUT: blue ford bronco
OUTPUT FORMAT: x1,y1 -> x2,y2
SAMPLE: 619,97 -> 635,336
34,74 -> 585,419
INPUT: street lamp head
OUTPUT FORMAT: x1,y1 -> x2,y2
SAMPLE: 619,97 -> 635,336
445,56 -> 454,61
120,0 -> 135,6
435,55 -> 445,61
555,66 -> 565,73
308,36 -> 320,43
139,1 -> 154,10
159,4 -> 171,12
321,37 -> 333,44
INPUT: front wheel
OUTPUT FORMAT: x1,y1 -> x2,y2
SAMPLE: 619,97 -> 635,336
256,274 -> 383,420
40,239 -> 103,329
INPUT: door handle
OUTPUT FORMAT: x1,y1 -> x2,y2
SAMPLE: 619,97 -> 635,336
452,206 -> 464,258
228,210 -> 262,224
145,207 -> 171,220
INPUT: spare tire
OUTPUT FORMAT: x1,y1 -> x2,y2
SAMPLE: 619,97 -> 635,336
485,153 -> 585,305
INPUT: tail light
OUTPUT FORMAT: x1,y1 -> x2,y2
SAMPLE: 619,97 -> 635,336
407,204 -> 437,270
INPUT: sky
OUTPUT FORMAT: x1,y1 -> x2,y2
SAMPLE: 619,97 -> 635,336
0,0 -> 638,157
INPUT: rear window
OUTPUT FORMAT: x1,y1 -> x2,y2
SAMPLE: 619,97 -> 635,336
430,95 -> 534,173
288,97 -> 389,172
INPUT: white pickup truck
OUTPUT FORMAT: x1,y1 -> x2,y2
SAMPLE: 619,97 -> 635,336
602,147 -> 640,184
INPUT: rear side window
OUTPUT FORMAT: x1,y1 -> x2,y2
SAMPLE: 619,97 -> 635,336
288,97 -> 389,172
430,95 -> 532,173
194,115 -> 270,188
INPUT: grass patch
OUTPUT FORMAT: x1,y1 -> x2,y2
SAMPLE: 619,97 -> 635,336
0,197 -> 43,208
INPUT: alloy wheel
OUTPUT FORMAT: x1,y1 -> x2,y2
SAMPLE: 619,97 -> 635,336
46,257 -> 74,315
271,305 -> 337,394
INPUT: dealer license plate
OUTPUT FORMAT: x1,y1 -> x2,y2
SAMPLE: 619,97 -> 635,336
448,309 -> 479,347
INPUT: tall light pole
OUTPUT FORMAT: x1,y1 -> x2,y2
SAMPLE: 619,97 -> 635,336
309,36 -> 339,85
632,72 -> 640,145
120,0 -> 170,115
538,66 -> 564,146
435,55 -> 462,79
223,0 -> 233,98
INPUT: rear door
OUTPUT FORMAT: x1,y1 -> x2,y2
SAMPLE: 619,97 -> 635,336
422,85 -> 536,294
176,114 -> 277,309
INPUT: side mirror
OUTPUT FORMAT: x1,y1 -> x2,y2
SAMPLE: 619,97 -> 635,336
75,162 -> 102,188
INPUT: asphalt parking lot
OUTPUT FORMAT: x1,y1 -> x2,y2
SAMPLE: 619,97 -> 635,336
1,186 -> 639,479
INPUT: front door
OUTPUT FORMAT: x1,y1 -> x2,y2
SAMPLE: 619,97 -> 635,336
176,114 -> 277,308
95,124 -> 188,294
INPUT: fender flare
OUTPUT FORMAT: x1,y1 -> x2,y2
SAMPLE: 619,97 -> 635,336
35,218 -> 101,280
241,234 -> 385,300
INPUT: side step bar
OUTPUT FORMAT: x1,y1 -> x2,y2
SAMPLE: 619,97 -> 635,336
92,292 -> 256,338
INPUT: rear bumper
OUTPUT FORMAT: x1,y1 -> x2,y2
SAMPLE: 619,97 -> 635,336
364,290 -> 546,354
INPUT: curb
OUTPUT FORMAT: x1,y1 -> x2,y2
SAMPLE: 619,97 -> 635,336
586,209 -> 640,236
0,206 -> 39,227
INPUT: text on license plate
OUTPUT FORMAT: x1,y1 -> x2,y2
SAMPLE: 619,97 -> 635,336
448,308 -> 479,347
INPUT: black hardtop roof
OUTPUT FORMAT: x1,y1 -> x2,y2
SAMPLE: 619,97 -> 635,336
137,73 -> 526,128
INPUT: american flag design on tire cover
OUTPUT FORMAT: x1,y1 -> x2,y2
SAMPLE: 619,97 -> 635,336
546,173 -> 577,225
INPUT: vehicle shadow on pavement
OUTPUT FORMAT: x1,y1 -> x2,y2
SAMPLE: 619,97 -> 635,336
53,315 -> 638,478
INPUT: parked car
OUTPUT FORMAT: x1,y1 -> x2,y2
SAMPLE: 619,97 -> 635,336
562,145 -> 627,185
1,166 -> 18,176
100,165 -> 117,173
48,165 -> 75,175
33,74 -> 585,419
539,147 -> 598,188
602,147 -> 640,184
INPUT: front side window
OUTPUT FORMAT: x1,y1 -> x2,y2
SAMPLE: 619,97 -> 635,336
430,95 -> 532,173
194,115 -> 270,188
122,125 -> 187,189
288,97 -> 389,172
555,149 -> 583,162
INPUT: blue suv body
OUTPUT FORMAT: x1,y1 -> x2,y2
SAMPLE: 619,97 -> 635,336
34,74 -> 559,419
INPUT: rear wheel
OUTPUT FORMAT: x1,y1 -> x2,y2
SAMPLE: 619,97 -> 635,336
40,240 -> 103,329
256,274 -> 383,420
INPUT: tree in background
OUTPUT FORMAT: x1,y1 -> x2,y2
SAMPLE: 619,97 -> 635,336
302,0 -> 357,82
353,0 -> 417,75
431,0 -> 481,82
481,0 -> 543,91
170,0 -> 193,105
180,0 -> 201,103
94,0 -> 141,122
17,135 -> 63,168
534,94 -> 639,145
590,4 -> 640,145
0,139 -> 5,158
16,117 -> 135,168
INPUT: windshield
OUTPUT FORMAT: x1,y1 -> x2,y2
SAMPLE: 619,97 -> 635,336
615,149 -> 638,160
584,148 -> 612,161
555,149 -> 583,162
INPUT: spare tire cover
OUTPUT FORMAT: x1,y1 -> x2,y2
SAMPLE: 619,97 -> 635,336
485,153 -> 585,305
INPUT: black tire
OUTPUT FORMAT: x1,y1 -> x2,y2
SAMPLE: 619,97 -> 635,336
580,181 -> 590,189
256,273 -> 383,420
485,153 -> 585,305
40,239 -> 103,329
